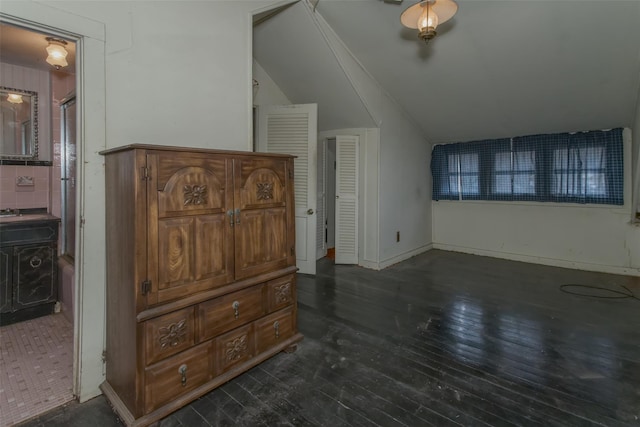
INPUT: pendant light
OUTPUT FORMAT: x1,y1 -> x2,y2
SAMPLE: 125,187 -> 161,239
45,37 -> 69,70
401,0 -> 458,44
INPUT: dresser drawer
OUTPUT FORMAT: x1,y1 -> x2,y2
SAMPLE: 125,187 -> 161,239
214,324 -> 254,375
144,342 -> 212,413
266,274 -> 295,312
255,306 -> 295,354
198,285 -> 265,341
145,307 -> 196,365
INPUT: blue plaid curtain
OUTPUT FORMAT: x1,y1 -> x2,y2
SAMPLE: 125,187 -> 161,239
431,128 -> 623,205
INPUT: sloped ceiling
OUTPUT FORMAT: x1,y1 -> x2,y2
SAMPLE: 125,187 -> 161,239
254,0 -> 640,144
253,2 -> 376,132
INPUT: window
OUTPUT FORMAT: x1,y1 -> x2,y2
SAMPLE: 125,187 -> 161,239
492,141 -> 537,198
431,128 -> 623,205
432,141 -> 483,199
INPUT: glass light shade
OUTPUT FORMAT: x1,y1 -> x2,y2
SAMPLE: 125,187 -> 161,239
7,93 -> 23,104
46,40 -> 68,69
401,0 -> 458,30
418,6 -> 438,31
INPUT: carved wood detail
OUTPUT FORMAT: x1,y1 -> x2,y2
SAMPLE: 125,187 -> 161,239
256,182 -> 273,200
158,320 -> 188,349
183,184 -> 208,206
275,283 -> 291,305
225,334 -> 248,362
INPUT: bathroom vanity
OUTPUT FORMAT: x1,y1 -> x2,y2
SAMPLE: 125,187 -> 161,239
0,210 -> 60,325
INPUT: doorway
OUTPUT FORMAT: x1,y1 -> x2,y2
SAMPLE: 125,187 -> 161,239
0,21 -> 78,426
318,135 -> 359,265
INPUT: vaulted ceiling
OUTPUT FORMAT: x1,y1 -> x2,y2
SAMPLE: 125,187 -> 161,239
254,0 -> 640,144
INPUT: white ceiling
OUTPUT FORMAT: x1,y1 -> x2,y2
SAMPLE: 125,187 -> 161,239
254,0 -> 640,144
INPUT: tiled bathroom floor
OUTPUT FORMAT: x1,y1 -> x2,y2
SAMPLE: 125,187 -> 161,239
0,314 -> 74,427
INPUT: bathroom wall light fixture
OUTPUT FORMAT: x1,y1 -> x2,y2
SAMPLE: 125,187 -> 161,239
401,0 -> 458,44
45,37 -> 69,70
7,93 -> 23,104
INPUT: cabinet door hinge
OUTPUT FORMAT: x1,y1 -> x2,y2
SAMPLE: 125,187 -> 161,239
141,166 -> 150,181
289,168 -> 293,179
290,246 -> 295,256
102,350 -> 107,363
141,279 -> 151,295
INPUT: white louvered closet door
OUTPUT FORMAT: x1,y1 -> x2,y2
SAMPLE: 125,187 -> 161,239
316,138 -> 327,260
335,135 -> 359,265
256,104 -> 318,275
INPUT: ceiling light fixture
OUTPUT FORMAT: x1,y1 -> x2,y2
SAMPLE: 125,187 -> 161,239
401,0 -> 458,44
7,93 -> 23,104
45,37 -> 69,70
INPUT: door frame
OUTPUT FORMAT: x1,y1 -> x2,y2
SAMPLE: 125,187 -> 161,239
0,4 -> 107,402
318,128 -> 380,268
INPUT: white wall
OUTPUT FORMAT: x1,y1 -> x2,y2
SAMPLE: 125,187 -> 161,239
377,97 -> 431,267
433,129 -> 640,276
56,0 -> 272,152
313,9 -> 431,269
252,59 -> 291,107
0,0 -> 285,402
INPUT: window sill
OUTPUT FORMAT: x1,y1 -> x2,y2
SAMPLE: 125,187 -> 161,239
432,198 -> 630,212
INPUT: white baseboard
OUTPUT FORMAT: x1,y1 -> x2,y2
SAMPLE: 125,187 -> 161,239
361,244 -> 433,270
433,243 -> 640,277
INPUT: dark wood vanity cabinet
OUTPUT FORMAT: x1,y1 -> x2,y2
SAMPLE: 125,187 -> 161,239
100,145 -> 302,427
0,215 -> 60,325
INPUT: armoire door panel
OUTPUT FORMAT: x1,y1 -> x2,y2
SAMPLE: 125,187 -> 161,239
235,210 -> 266,272
155,155 -> 227,193
155,215 -> 235,304
157,166 -> 226,218
264,208 -> 287,262
235,158 -> 287,210
157,218 -> 194,289
194,215 -> 233,285
147,152 -> 235,305
235,208 -> 288,280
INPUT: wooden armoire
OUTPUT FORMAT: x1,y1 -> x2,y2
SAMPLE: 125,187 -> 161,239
100,145 -> 302,426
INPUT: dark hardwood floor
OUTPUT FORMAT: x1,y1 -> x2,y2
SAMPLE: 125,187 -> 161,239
18,250 -> 640,426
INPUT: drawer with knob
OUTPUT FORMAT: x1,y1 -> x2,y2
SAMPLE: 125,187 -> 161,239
198,284 -> 265,341
144,341 -> 212,413
266,274 -> 295,312
214,323 -> 254,375
144,307 -> 195,365
255,306 -> 295,354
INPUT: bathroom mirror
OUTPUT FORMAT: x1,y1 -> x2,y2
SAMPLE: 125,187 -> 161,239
0,86 -> 38,159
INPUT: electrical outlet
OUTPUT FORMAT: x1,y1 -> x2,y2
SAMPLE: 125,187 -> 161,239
396,231 -> 400,242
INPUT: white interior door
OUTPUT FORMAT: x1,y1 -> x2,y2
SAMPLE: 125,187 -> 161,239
335,135 -> 359,264
316,138 -> 327,260
257,104 -> 318,275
